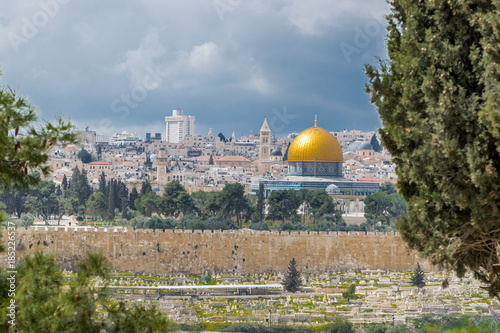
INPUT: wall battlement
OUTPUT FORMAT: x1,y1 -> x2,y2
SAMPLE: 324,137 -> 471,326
1,227 -> 431,274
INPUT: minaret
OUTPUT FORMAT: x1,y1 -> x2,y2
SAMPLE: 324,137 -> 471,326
207,128 -> 214,142
231,131 -> 236,148
259,117 -> 271,162
156,148 -> 169,188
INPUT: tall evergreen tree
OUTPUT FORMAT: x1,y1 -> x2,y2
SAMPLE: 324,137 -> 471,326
98,171 -> 106,195
255,182 -> 265,221
365,0 -> 500,297
208,154 -> 214,165
410,263 -> 426,289
129,187 -> 139,210
140,178 -> 152,196
62,174 -> 68,193
283,258 -> 302,292
108,179 -> 116,220
370,133 -> 382,153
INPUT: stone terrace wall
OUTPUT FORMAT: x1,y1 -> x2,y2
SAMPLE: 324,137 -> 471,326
0,227 -> 433,274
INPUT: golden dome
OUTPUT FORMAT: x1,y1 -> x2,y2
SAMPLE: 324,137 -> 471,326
287,124 -> 343,163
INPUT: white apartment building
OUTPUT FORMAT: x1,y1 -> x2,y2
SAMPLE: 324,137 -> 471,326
165,109 -> 195,143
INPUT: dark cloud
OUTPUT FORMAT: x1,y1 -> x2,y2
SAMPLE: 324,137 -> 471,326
0,0 -> 389,138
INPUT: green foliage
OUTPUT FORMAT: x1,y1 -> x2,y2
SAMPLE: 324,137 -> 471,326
140,178 -> 152,196
283,258 -> 302,292
86,192 -> 107,220
280,222 -> 304,231
365,0 -> 500,297
0,82 -> 77,190
65,167 -> 92,207
411,263 -> 426,289
342,284 -> 360,302
161,180 -> 197,218
255,182 -> 265,221
364,192 -> 407,227
25,180 -> 59,222
323,318 -> 355,333
250,221 -> 269,230
379,182 -> 397,195
0,251 -> 175,332
308,190 -> 335,224
135,191 -> 161,217
217,182 -> 251,226
19,213 -> 34,227
77,148 -> 95,164
370,134 -> 382,153
267,190 -> 302,223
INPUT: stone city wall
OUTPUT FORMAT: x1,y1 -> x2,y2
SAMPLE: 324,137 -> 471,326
1,227 -> 433,274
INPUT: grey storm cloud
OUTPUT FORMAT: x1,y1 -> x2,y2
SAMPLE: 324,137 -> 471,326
0,0 -> 389,138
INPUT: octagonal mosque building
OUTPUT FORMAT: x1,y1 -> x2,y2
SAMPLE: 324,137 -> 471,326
251,117 -> 379,202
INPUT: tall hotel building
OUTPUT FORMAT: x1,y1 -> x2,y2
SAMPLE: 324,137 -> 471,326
165,109 -> 195,143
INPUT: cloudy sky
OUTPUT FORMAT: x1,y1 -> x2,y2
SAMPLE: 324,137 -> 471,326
0,0 -> 390,139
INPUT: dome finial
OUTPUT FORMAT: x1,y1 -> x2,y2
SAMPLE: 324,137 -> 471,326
315,115 -> 317,126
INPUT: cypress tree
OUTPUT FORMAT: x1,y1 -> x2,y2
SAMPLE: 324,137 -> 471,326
255,182 -> 265,221
366,0 -> 500,298
410,263 -> 426,289
108,180 -> 116,220
283,258 -> 302,292
370,133 -> 382,153
129,187 -> 139,210
62,174 -> 68,193
98,171 -> 106,196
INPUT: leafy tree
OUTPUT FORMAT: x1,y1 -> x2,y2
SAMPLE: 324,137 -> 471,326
312,211 -> 346,231
57,197 -> 79,223
0,188 -> 26,217
217,182 -> 250,226
324,318 -> 355,333
0,81 -> 77,190
342,284 -> 360,302
249,221 -> 269,230
136,191 -> 161,217
0,251 -> 176,332
208,154 -> 214,165
411,263 -> 426,289
77,147 -> 95,163
203,192 -> 221,218
25,180 -> 59,222
204,216 -> 238,230
364,192 -> 407,227
86,192 -> 107,220
267,190 -> 302,223
365,0 -> 500,297
255,182 -> 266,221
160,180 -> 196,218
370,133 -> 382,153
283,258 -> 302,292
20,213 -> 35,228
379,181 -> 397,195
307,190 -> 335,224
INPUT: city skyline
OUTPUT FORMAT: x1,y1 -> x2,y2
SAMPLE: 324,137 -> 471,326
1,0 -> 389,137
